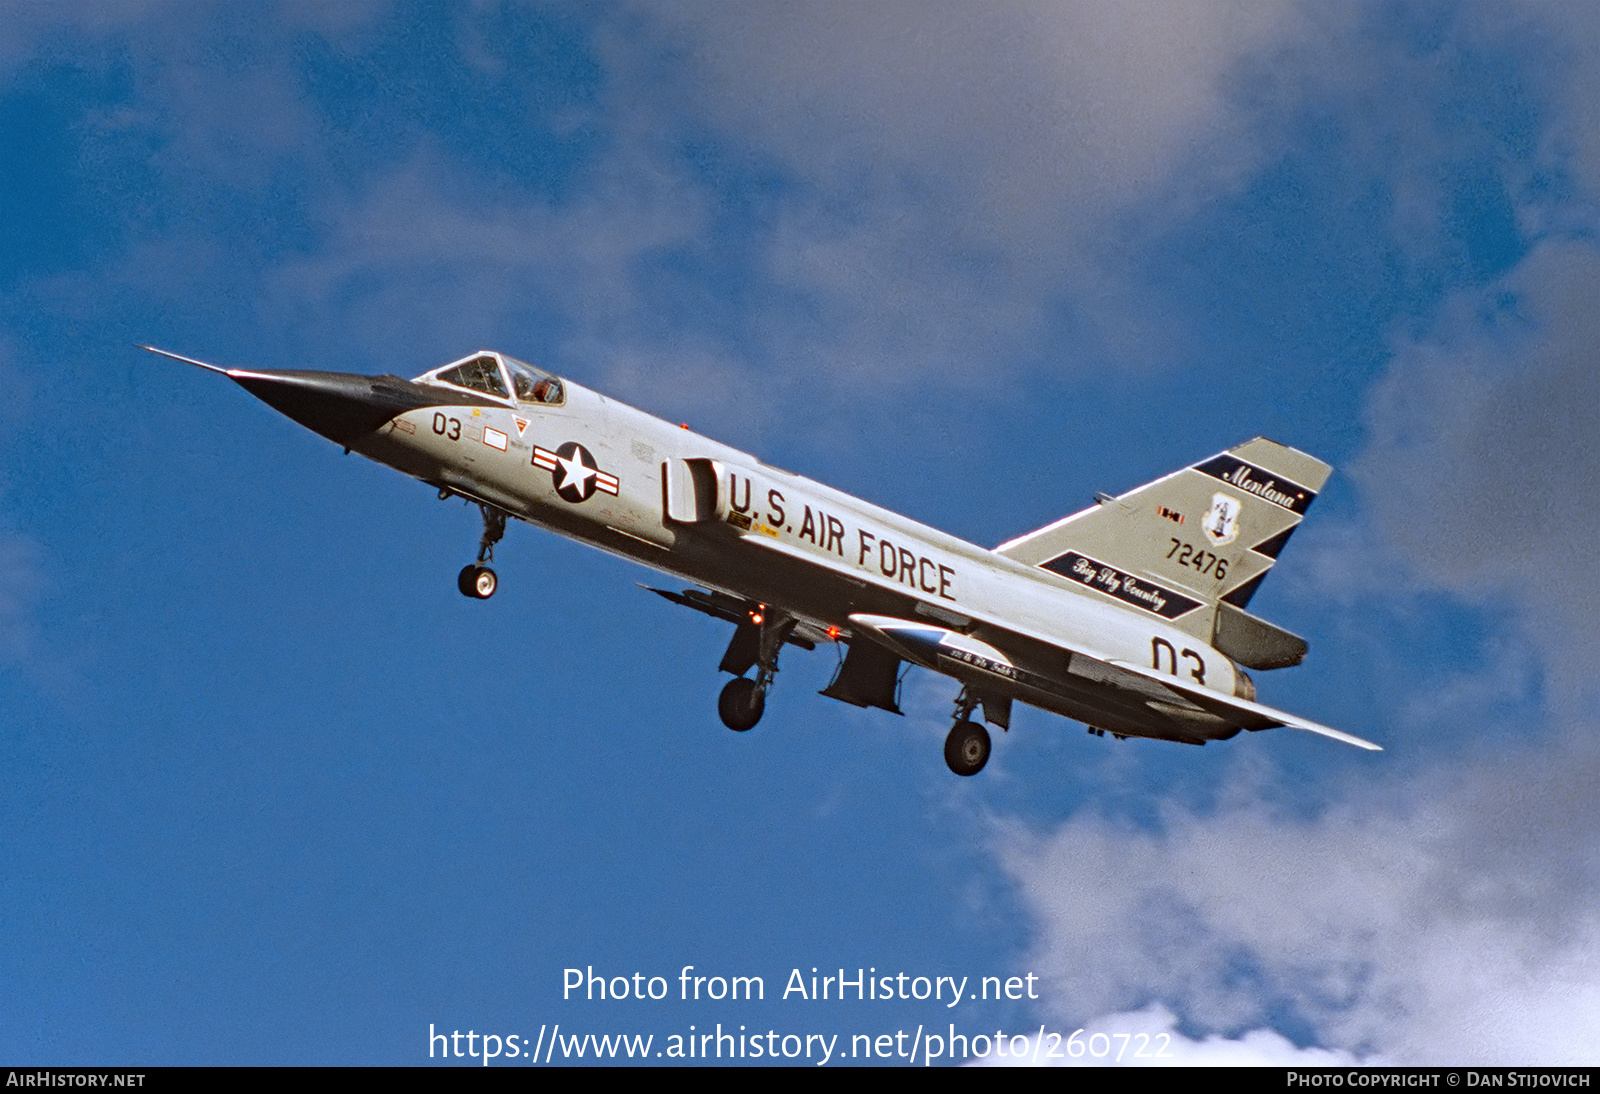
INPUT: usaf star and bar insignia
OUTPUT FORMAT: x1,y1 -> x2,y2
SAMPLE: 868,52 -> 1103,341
533,442 -> 620,503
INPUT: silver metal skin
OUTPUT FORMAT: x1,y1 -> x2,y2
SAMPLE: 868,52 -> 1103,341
147,346 -> 1379,772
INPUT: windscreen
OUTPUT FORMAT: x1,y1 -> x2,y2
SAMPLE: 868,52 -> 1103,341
432,355 -> 509,399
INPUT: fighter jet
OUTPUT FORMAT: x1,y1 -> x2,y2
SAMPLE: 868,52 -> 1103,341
145,345 -> 1379,774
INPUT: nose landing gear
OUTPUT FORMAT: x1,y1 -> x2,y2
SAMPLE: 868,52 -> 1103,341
455,500 -> 507,599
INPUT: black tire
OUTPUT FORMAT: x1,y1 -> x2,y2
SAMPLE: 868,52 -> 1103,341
944,720 -> 991,776
718,677 -> 765,732
458,565 -> 479,597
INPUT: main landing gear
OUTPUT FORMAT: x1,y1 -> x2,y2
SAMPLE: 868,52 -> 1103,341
944,690 -> 992,776
455,498 -> 507,600
717,608 -> 795,732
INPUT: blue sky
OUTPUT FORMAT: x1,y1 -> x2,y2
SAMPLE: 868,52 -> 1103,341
3,1 -> 1598,1066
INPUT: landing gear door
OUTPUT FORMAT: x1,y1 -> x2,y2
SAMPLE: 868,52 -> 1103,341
664,458 -> 726,523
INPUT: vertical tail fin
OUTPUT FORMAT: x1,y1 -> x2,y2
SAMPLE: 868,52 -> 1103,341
994,438 -> 1330,653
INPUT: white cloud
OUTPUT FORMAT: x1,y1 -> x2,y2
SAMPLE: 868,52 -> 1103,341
974,1004 -> 1367,1066
1355,239 -> 1600,705
238,0 -> 1319,412
0,0 -> 167,76
652,0 -> 1308,214
997,743 -> 1600,1064
0,2 -> 368,184
618,1 -> 1329,382
1522,3 -> 1600,204
250,143 -> 782,422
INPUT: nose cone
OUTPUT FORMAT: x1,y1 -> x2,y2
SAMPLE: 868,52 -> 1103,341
142,345 -> 500,449
226,369 -> 437,447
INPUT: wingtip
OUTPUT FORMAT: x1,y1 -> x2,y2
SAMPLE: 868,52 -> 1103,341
1291,722 -> 1384,751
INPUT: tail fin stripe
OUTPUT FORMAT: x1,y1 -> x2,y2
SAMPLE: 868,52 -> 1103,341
1222,572 -> 1267,608
1195,455 -> 1317,515
1249,526 -> 1297,560
1041,551 -> 1204,619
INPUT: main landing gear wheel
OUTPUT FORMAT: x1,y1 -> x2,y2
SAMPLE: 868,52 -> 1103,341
458,564 -> 497,599
944,719 -> 991,776
718,677 -> 766,732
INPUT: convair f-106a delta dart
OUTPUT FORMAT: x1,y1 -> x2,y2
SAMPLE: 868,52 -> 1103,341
145,345 -> 1379,774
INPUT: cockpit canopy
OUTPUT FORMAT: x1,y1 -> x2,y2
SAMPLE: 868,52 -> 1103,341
414,351 -> 565,407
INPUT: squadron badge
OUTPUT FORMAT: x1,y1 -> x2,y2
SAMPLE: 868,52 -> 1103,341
1203,492 -> 1241,546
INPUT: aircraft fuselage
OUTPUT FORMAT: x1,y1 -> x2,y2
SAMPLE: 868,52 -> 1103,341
354,367 -> 1242,737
